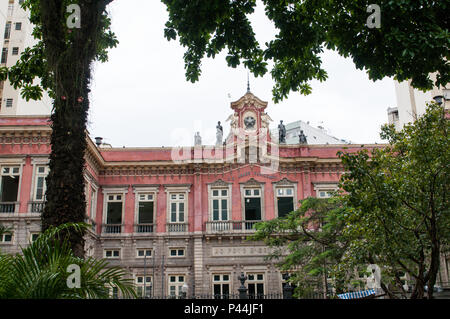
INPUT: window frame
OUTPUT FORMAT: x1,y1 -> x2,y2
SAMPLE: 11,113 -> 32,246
168,247 -> 186,258
32,165 -> 49,201
242,187 -> 264,221
29,232 -> 40,243
165,185 -> 190,225
167,274 -> 186,298
136,248 -> 152,258
0,164 -> 22,203
89,184 -> 98,222
5,98 -> 13,108
211,273 -> 231,299
209,185 -> 231,222
4,22 -> 11,39
0,232 -> 13,243
135,275 -> 153,298
273,179 -> 298,218
246,272 -> 266,299
133,186 -> 158,227
313,183 -> 338,199
102,188 -> 127,226
104,249 -> 121,259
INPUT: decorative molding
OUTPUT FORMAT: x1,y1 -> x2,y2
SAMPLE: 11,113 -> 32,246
230,92 -> 268,111
207,179 -> 231,187
164,184 -> 192,193
312,182 -> 339,191
239,178 -> 265,186
271,177 -> 296,186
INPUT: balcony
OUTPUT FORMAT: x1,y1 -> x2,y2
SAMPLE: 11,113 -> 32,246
205,220 -> 261,234
135,223 -> 154,233
29,201 -> 45,213
102,224 -> 123,234
0,202 -> 18,213
166,222 -> 188,233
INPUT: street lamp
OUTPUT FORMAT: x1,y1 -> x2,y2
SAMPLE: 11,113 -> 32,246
237,272 -> 248,299
181,283 -> 189,299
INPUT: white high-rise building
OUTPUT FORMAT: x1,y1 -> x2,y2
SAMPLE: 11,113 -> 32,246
388,77 -> 449,130
0,0 -> 52,115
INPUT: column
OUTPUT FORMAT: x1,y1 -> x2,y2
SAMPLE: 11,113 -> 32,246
18,156 -> 32,213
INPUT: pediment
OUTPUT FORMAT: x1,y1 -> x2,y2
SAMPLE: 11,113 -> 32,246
208,179 -> 232,187
272,177 -> 297,186
230,92 -> 268,111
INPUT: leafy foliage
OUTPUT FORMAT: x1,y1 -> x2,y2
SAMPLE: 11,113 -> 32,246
1,0 -> 119,257
252,104 -> 449,299
338,103 -> 450,299
251,197 -> 351,297
0,223 -> 137,299
162,0 -> 449,102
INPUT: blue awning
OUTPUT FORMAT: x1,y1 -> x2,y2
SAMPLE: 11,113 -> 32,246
337,289 -> 376,299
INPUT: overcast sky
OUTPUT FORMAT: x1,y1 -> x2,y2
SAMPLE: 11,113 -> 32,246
88,0 -> 397,148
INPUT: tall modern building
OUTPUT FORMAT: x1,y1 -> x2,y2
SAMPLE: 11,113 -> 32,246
0,0 -> 52,115
387,78 -> 449,130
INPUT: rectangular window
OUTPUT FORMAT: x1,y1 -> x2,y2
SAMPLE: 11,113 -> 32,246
5,98 -> 13,108
168,275 -> 185,298
106,195 -> 122,224
0,166 -> 20,204
1,48 -> 8,64
317,190 -> 333,198
29,232 -> 39,243
34,165 -> 48,201
1,233 -> 13,243
247,273 -> 265,299
169,193 -> 186,223
169,248 -> 185,257
212,274 -> 230,299
12,47 -> 18,55
15,22 -> 22,30
7,5 -> 14,17
4,22 -> 11,39
276,188 -> 294,218
244,189 -> 261,221
211,188 -> 229,221
104,249 -> 120,259
90,188 -> 97,220
136,249 -> 152,258
138,194 -> 154,224
136,276 -> 152,298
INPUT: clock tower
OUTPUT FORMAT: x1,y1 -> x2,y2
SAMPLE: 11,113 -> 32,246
226,89 -> 273,144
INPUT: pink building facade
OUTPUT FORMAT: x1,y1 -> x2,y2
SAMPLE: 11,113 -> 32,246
0,92 -> 394,298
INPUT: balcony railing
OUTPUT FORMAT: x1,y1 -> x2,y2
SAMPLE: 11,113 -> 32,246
102,224 -> 123,234
0,202 -> 18,213
166,222 -> 188,233
135,223 -> 154,233
205,220 -> 261,233
29,201 -> 45,213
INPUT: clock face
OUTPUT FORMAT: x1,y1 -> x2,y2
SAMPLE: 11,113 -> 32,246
244,116 -> 256,129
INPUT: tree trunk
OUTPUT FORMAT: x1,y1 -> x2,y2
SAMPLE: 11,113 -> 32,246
426,223 -> 441,299
39,0 -> 110,258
